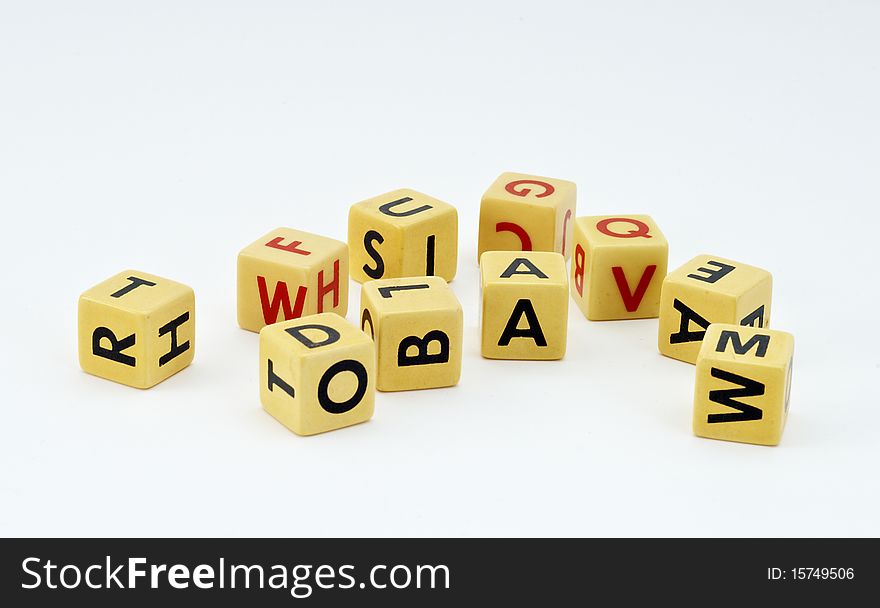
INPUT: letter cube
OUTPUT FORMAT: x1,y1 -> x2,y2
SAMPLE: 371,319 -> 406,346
78,270 -> 195,388
658,254 -> 772,364
693,324 -> 794,446
477,172 -> 576,261
570,215 -> 668,320
348,188 -> 458,283
480,251 -> 568,360
260,312 -> 375,436
237,228 -> 348,333
360,276 -> 463,392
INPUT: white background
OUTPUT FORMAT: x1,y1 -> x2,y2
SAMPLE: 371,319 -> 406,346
1,1 -> 878,537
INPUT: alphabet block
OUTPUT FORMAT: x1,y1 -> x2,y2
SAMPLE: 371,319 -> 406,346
260,312 -> 375,436
480,251 -> 568,360
570,215 -> 668,320
477,172 -> 576,261
78,270 -> 195,388
693,324 -> 794,446
238,228 -> 348,333
360,276 -> 463,392
658,255 -> 772,364
348,189 -> 458,283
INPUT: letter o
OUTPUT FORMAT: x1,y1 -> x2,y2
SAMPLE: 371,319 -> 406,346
389,565 -> 411,589
317,360 -> 368,414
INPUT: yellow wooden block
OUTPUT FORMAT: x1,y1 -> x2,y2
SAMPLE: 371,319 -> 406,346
693,323 -> 794,446
259,312 -> 375,436
477,172 -> 576,262
360,276 -> 463,392
348,189 -> 458,283
658,254 -> 772,364
78,270 -> 195,388
480,251 -> 568,360
570,215 -> 668,320
237,228 -> 348,333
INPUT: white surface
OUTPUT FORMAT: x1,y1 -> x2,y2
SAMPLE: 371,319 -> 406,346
1,0 -> 878,537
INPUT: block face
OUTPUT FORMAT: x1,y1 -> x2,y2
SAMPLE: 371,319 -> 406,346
477,172 -> 576,261
570,215 -> 668,320
237,228 -> 349,333
360,276 -> 463,392
693,324 -> 794,446
658,254 -> 772,364
348,189 -> 458,283
78,270 -> 195,388
259,313 -> 375,436
480,251 -> 568,360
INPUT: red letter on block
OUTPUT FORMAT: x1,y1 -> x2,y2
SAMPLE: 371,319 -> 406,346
505,180 -> 555,198
612,265 -> 657,312
561,209 -> 572,256
257,276 -> 307,323
574,244 -> 585,297
495,222 -> 532,251
317,259 -> 340,313
265,237 -> 311,255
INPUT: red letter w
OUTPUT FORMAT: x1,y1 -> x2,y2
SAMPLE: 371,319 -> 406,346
257,276 -> 307,323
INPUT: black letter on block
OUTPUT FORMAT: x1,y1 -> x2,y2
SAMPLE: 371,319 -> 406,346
110,276 -> 156,298
317,360 -> 369,414
379,196 -> 432,217
707,367 -> 764,423
498,299 -> 547,347
669,299 -> 712,344
92,327 -> 136,366
716,330 -> 770,358
363,230 -> 385,279
285,324 -> 341,349
425,234 -> 436,276
377,283 -> 430,298
158,312 -> 191,366
267,359 -> 295,398
687,260 -> 735,283
500,258 -> 548,279
398,330 -> 450,367
361,308 -> 374,338
740,305 -> 765,328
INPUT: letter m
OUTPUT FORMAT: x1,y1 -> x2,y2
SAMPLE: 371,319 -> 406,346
707,367 -> 764,423
715,330 -> 770,358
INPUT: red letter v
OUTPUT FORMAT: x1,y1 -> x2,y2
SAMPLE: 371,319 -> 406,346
612,265 -> 657,312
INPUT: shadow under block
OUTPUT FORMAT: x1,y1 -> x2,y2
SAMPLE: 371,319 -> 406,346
360,276 -> 463,392
348,188 -> 458,283
480,251 -> 568,360
693,324 -> 794,446
78,270 -> 195,388
259,312 -> 375,436
238,228 -> 348,333
658,254 -> 772,364
570,215 -> 668,320
477,172 -> 576,261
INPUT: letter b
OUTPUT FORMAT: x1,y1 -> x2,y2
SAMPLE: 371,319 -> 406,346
360,277 -> 463,391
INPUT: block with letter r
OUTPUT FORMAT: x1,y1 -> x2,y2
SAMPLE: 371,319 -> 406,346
78,270 -> 195,388
477,172 -> 576,262
237,228 -> 348,333
360,275 -> 463,392
348,188 -> 458,283
693,323 -> 794,446
658,254 -> 772,364
260,313 -> 375,436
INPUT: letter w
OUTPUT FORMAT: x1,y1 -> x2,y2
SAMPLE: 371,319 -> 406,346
707,367 -> 764,423
257,276 -> 306,324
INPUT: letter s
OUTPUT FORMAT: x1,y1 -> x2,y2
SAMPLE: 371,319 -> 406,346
22,557 -> 41,589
